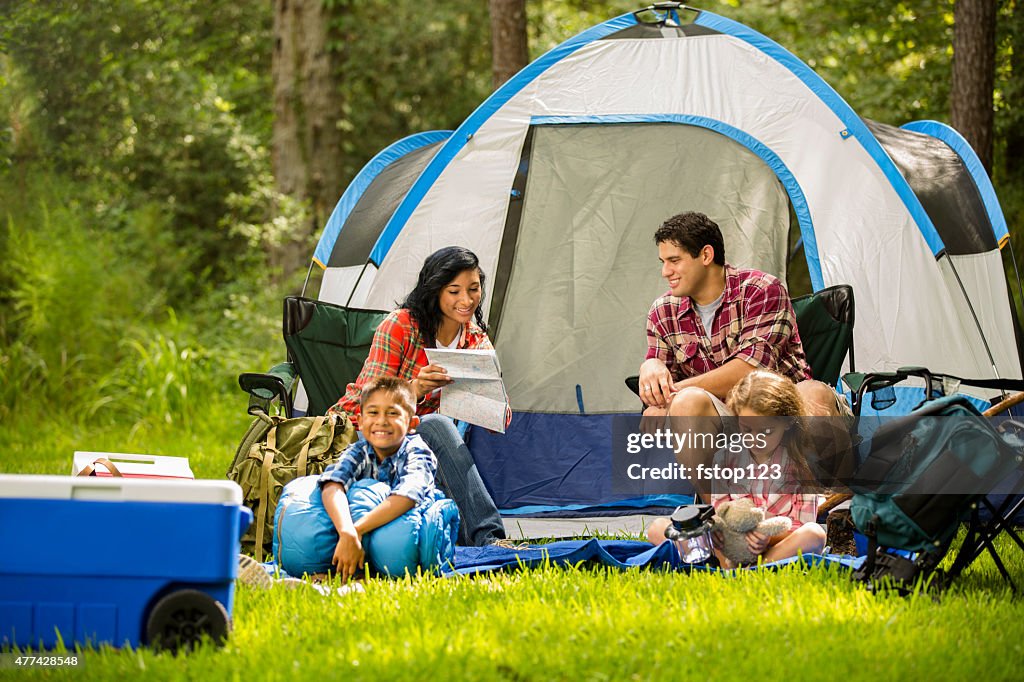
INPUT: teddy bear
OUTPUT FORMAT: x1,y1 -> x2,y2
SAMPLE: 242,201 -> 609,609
712,498 -> 792,566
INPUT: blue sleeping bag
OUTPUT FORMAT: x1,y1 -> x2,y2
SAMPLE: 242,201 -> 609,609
274,476 -> 459,577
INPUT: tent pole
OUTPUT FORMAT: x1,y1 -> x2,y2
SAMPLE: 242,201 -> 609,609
300,261 -> 314,298
946,255 -> 1007,400
346,261 -> 371,308
1007,237 -> 1024,321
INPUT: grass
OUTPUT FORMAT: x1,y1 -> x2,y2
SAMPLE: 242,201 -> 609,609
3,392 -> 1024,681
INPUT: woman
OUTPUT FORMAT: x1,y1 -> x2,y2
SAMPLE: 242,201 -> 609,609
328,246 -> 508,547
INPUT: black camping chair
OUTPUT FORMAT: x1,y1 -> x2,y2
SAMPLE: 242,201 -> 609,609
625,283 -> 856,396
238,296 -> 388,417
843,380 -> 1024,594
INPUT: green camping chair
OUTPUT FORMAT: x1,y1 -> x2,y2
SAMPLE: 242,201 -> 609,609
790,284 -> 855,386
625,283 -> 856,395
239,297 -> 389,417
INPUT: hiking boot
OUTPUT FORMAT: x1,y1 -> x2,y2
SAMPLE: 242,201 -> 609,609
237,553 -> 273,589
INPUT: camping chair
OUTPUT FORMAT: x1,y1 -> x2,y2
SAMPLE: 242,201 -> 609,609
238,296 -> 388,417
625,283 -> 856,395
830,366 -> 1024,592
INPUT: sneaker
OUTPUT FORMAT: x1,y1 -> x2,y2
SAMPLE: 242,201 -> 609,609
335,581 -> 366,597
237,553 -> 273,589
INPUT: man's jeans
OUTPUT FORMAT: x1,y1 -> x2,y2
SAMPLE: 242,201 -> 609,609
417,413 -> 506,546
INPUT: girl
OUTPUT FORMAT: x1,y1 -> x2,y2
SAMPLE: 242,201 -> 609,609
646,370 -> 826,567
328,246 -> 509,547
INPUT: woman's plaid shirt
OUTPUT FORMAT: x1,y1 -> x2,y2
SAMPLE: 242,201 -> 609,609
328,308 -> 492,427
645,264 -> 811,384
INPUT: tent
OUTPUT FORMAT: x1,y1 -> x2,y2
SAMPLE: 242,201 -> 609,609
302,3 -> 1022,518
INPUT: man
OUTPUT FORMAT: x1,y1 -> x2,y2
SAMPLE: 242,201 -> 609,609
638,212 -> 851,494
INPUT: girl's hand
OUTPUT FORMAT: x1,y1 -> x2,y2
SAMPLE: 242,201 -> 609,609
711,528 -> 724,547
412,364 -> 452,398
746,530 -> 770,556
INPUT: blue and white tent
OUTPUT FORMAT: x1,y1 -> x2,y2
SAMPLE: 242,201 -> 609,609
306,3 -> 1022,514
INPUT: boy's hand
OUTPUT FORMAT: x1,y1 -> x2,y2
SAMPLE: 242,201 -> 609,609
745,530 -> 769,556
332,528 -> 365,583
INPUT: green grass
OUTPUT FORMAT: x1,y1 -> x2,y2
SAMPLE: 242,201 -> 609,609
3,394 -> 1024,681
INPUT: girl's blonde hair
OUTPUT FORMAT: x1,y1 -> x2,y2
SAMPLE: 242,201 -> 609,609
726,370 -> 815,486
726,370 -> 805,418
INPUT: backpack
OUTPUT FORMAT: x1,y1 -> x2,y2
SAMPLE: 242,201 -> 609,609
849,396 -> 1023,587
227,413 -> 358,561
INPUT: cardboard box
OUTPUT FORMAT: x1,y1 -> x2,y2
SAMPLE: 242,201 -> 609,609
72,451 -> 194,479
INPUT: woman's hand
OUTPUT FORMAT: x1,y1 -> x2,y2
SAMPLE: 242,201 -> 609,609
412,363 -> 453,399
332,527 -> 365,583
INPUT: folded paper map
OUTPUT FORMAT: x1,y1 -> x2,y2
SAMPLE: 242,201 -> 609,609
423,348 -> 509,433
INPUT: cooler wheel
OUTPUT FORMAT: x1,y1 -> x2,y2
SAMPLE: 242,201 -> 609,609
145,589 -> 231,652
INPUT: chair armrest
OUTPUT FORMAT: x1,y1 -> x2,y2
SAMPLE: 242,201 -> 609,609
238,362 -> 297,416
842,370 -> 907,415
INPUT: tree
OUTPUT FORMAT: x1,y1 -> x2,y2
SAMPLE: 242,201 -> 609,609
490,0 -> 529,89
272,0 -> 345,272
952,0 -> 998,172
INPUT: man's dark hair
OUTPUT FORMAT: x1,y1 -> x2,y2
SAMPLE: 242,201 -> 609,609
654,212 -> 725,266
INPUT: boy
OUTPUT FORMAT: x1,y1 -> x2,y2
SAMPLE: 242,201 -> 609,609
319,376 -> 439,582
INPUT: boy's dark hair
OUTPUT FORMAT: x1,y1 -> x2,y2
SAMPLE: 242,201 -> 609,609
360,376 -> 417,418
654,212 -> 726,266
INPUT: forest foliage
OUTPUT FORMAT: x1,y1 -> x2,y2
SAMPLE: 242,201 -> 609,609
1,0 -> 1022,429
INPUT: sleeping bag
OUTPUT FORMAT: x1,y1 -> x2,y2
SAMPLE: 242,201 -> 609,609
274,476 -> 459,577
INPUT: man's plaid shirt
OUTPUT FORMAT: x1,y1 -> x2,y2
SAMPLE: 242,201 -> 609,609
328,308 -> 492,427
645,264 -> 811,384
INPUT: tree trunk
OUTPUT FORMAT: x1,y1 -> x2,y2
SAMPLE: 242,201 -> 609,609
952,0 -> 997,173
272,0 -> 344,276
489,0 -> 528,90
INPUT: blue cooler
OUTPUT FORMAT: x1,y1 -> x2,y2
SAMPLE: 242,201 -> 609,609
0,475 -> 252,651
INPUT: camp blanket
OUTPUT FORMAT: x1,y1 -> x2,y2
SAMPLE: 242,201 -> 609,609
442,539 -> 865,576
259,540 -> 864,579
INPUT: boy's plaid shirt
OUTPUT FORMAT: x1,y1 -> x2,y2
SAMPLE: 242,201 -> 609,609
328,308 -> 492,427
318,434 -> 437,506
645,264 -> 811,384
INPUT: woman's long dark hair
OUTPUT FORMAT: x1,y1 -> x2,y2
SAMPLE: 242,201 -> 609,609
400,246 -> 488,345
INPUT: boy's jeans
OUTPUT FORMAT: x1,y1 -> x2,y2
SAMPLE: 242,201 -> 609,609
417,414 -> 506,546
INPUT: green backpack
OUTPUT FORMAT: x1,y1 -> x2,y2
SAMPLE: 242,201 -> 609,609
227,413 -> 358,561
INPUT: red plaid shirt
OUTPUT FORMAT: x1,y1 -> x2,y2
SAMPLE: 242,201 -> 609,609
328,309 -> 493,427
645,264 -> 811,384
709,446 -> 819,529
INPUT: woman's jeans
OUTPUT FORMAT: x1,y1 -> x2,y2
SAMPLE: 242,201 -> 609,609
416,413 -> 506,546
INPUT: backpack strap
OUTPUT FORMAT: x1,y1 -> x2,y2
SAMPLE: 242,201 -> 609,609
295,415 -> 329,478
255,448 -> 276,563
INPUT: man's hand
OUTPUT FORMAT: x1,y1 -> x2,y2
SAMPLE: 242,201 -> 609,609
640,405 -> 668,435
332,528 -> 365,583
638,358 -> 675,407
